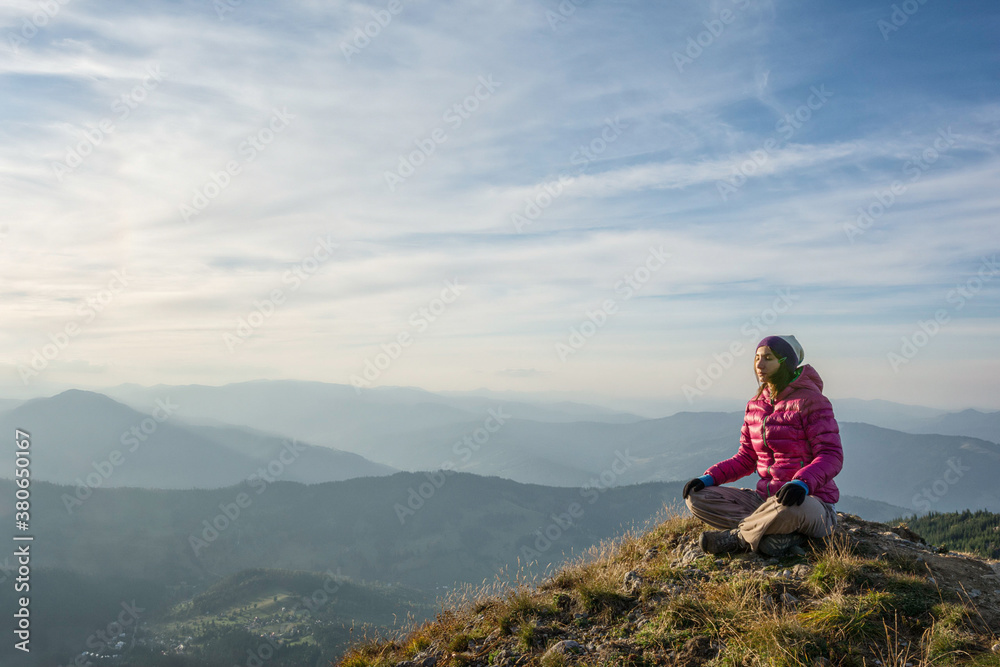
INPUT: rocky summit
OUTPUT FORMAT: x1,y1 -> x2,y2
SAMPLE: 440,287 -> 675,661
337,512 -> 1000,667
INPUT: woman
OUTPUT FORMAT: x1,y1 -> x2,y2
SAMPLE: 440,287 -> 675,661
683,335 -> 843,557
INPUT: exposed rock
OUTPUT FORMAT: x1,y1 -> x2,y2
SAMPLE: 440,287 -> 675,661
678,543 -> 703,565
622,570 -> 644,594
792,563 -> 811,578
543,639 -> 583,658
673,635 -> 718,664
890,524 -> 926,544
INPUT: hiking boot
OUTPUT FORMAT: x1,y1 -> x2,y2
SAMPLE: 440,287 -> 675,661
757,532 -> 806,558
699,529 -> 750,555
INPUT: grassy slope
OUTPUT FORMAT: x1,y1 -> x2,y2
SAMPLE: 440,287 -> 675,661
337,513 -> 1000,667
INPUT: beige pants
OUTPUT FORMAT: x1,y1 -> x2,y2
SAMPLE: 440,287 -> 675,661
684,486 -> 837,552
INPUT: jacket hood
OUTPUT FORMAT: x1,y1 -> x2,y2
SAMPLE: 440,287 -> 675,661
793,364 -> 824,393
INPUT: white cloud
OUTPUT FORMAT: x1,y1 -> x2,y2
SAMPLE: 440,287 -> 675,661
0,0 -> 997,408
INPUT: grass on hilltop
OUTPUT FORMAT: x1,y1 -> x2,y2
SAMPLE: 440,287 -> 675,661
337,510 -> 1000,667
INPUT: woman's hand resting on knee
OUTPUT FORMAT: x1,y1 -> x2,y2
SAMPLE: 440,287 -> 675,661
683,478 -> 705,499
775,481 -> 807,506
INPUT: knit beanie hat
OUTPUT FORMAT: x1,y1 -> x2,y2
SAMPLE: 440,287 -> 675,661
756,335 -> 804,369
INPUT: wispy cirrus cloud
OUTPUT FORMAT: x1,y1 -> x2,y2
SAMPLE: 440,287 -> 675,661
0,0 -> 997,411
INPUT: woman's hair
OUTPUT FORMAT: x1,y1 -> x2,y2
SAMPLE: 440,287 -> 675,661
753,349 -> 798,401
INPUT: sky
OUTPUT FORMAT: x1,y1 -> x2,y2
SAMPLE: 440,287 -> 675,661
1,0 -> 998,415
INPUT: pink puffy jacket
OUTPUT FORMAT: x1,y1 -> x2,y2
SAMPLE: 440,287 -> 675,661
705,364 -> 843,504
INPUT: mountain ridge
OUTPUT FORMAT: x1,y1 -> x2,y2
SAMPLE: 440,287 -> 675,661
0,389 -> 394,489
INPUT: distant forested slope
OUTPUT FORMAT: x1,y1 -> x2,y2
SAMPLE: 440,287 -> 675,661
898,509 -> 1000,559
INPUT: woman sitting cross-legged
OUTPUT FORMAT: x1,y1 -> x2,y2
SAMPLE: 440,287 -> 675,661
683,335 -> 843,558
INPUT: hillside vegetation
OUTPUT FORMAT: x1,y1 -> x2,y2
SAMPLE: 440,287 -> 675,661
898,511 -> 1000,560
140,569 -> 435,666
0,476 -> 680,590
337,512 -> 1000,667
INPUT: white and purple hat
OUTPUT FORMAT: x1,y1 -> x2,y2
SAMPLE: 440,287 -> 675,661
756,335 -> 804,368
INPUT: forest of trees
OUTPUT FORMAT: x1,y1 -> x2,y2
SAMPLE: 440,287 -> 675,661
898,509 -> 1000,559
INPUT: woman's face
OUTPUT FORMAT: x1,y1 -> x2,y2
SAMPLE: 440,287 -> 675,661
754,346 -> 782,382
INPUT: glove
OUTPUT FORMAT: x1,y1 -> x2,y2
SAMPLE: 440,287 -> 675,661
776,481 -> 807,506
683,478 -> 705,499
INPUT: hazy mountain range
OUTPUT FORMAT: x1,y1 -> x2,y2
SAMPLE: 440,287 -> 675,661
2,383 -> 997,516
98,381 -> 1000,444
832,397 -> 1000,443
0,389 -> 392,489
3,377 -> 993,667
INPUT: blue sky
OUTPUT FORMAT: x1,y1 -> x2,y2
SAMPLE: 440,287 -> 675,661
1,0 -> 998,413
